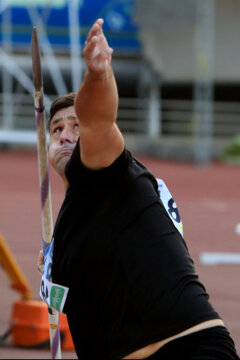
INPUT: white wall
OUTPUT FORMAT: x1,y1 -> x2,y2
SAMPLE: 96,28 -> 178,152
135,0 -> 240,82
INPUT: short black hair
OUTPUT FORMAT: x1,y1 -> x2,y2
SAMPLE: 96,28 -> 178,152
49,92 -> 76,126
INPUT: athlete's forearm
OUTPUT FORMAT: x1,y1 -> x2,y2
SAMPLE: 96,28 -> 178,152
75,65 -> 119,132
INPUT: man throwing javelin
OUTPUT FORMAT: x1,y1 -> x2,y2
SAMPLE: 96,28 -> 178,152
38,19 -> 239,359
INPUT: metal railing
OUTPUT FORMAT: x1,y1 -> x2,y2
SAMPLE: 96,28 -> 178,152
118,98 -> 240,137
161,100 -> 240,137
0,94 -> 239,145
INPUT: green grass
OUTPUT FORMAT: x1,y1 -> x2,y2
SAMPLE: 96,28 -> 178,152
221,135 -> 240,164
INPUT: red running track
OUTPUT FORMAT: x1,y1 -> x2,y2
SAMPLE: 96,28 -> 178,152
0,149 -> 239,358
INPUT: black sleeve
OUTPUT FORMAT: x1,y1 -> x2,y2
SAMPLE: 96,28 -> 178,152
64,138 -> 131,189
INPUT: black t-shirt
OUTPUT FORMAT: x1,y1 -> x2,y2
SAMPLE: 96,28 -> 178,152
51,141 -> 220,359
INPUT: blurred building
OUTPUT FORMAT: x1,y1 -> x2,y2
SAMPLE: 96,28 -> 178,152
0,0 -> 239,161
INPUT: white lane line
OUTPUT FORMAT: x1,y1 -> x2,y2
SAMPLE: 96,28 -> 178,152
199,252 -> 240,265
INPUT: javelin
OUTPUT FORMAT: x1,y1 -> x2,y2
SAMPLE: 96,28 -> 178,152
31,28 -> 61,359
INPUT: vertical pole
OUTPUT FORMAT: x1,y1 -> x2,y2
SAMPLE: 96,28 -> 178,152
68,0 -> 82,93
193,0 -> 215,165
138,61 -> 161,136
148,71 -> 161,137
2,5 -> 14,130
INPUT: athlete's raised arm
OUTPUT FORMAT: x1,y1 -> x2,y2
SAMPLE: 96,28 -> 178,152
74,18 -> 125,170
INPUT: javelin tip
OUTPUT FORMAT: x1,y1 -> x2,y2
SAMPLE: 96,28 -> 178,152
32,28 -> 43,91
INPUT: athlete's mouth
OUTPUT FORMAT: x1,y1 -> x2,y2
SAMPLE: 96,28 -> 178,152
55,144 -> 75,160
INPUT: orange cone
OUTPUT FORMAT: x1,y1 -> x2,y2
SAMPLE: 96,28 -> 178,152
11,299 -> 74,350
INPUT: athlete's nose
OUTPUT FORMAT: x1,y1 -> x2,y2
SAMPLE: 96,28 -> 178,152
59,127 -> 76,144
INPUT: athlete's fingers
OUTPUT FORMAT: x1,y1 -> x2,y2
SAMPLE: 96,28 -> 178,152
83,35 -> 98,58
86,24 -> 99,43
108,47 -> 114,56
96,18 -> 104,30
86,18 -> 104,45
94,18 -> 104,35
84,26 -> 99,51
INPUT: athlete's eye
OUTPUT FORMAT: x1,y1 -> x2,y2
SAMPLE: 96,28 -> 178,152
74,123 -> 79,130
53,126 -> 62,134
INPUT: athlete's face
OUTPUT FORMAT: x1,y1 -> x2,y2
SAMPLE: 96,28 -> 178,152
48,106 -> 79,181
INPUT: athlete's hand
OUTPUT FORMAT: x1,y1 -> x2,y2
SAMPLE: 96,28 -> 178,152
84,18 -> 113,76
37,249 -> 44,275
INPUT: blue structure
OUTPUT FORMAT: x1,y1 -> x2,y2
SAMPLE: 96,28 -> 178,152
0,0 -> 140,52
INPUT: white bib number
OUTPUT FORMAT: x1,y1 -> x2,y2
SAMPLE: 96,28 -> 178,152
157,178 -> 183,237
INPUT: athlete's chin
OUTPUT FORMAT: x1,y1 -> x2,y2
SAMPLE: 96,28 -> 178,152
54,155 -> 71,176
